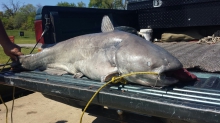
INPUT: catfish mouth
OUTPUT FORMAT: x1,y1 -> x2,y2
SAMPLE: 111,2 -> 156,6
124,68 -> 197,87
161,68 -> 198,83
159,73 -> 178,83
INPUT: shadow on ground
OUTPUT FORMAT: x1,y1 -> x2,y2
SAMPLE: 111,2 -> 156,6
0,85 -> 33,104
56,120 -> 68,123
92,116 -> 164,123
92,117 -> 120,123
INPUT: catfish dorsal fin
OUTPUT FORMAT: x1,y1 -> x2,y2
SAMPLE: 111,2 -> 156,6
101,15 -> 114,32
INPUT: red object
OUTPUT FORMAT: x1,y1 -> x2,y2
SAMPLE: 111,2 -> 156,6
166,68 -> 198,82
8,36 -> 15,43
175,68 -> 198,82
34,20 -> 44,44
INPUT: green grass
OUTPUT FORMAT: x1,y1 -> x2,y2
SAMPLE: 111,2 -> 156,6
0,47 -> 38,66
6,30 -> 36,44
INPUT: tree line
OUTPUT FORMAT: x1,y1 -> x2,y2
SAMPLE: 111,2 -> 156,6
0,0 -> 126,30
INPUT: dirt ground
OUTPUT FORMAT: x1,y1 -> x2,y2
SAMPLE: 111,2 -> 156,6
0,92 -> 119,123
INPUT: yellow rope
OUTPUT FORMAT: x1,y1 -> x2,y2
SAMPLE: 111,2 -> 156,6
80,72 -> 158,123
11,86 -> 15,123
0,58 -> 11,123
0,59 -> 11,73
0,95 -> 8,123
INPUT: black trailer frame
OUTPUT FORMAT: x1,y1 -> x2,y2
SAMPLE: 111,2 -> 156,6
1,71 -> 220,123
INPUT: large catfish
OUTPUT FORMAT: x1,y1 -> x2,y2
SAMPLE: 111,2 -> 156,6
19,16 -> 196,87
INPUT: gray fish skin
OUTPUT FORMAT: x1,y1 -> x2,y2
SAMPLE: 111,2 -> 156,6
19,15 -> 183,87
19,31 -> 182,87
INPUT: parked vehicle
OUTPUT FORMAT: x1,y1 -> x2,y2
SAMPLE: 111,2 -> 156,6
1,1 -> 220,123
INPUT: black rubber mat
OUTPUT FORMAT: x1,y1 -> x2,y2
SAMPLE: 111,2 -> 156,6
155,42 -> 220,72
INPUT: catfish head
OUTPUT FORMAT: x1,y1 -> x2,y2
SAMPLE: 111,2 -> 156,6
101,15 -> 197,87
114,33 -> 196,87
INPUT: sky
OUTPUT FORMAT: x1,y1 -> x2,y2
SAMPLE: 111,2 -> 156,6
0,0 -> 90,11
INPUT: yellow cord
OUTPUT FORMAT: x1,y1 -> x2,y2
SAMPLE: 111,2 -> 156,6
80,72 -> 158,123
0,95 -> 8,123
0,59 -> 11,73
11,86 -> 15,123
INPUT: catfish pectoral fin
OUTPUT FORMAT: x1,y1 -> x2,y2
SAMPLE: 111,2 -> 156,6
101,71 -> 119,82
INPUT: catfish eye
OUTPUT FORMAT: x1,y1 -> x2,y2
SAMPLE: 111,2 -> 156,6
147,61 -> 151,67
